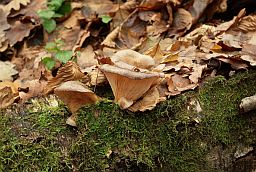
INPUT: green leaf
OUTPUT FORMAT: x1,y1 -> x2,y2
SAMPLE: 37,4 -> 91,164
55,50 -> 73,63
42,57 -> 56,70
57,1 -> 72,15
52,13 -> 63,18
42,19 -> 56,33
47,0 -> 64,11
45,42 -> 57,52
55,39 -> 64,49
100,15 -> 112,24
38,9 -> 55,19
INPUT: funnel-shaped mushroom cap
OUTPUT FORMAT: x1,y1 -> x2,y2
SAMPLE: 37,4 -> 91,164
100,64 -> 163,109
54,81 -> 99,113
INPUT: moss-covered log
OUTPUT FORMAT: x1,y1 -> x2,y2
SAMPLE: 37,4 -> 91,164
1,70 -> 256,172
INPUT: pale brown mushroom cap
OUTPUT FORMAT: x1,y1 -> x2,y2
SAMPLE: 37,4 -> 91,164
54,81 -> 99,113
100,64 -> 163,109
111,49 -> 156,70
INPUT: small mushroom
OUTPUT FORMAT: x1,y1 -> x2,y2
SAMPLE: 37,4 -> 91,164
111,49 -> 156,70
100,64 -> 163,109
54,81 -> 99,126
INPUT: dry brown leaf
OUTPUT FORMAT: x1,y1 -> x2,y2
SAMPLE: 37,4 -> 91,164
189,64 -> 206,84
73,30 -> 90,51
82,0 -> 118,21
139,0 -> 166,10
12,0 -> 45,18
0,81 -> 20,92
3,0 -> 30,13
77,45 -> 98,69
19,79 -> 47,102
217,57 -> 248,70
120,0 -> 137,10
144,43 -> 164,64
0,61 -> 18,81
189,0 -> 213,23
57,26 -> 82,51
215,8 -> 246,34
0,81 -> 20,108
129,86 -> 166,112
0,86 -> 19,108
236,14 -> 256,32
167,74 -> 197,96
117,14 -> 146,49
101,26 -> 120,48
54,81 -> 99,113
147,19 -> 169,36
0,8 -> 10,47
82,67 -> 107,86
6,20 -> 35,46
163,53 -> 179,63
63,10 -> 84,29
241,44 -> 256,66
168,8 -> 192,38
44,61 -> 86,94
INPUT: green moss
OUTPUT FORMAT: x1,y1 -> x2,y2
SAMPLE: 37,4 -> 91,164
199,71 -> 256,146
71,70 -> 256,172
0,98 -> 74,172
71,96 -> 205,171
1,70 -> 256,172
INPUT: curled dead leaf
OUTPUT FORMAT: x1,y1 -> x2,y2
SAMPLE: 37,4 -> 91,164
44,61 -> 86,94
129,86 -> 166,112
236,14 -> 256,32
0,81 -> 20,108
101,26 -> 120,48
167,74 -> 197,96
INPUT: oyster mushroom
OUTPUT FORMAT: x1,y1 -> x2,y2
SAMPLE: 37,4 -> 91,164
100,64 -> 163,109
111,49 -> 156,70
54,81 -> 99,126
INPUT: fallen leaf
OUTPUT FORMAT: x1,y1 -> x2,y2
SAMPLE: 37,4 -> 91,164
168,8 -> 192,38
81,0 -> 118,21
77,45 -> 98,69
236,14 -> 256,32
6,20 -> 35,46
19,79 -> 47,102
3,0 -> 30,14
144,43 -> 164,64
189,0 -> 213,23
117,13 -> 146,49
0,61 -> 18,81
101,26 -> 120,48
0,86 -> 19,108
63,10 -> 84,29
0,81 -> 20,92
0,8 -> 10,48
241,44 -> 256,66
44,61 -> 86,94
167,74 -> 197,96
129,86 -> 166,112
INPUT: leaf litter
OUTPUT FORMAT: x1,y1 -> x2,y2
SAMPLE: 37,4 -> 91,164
1,0 -> 256,123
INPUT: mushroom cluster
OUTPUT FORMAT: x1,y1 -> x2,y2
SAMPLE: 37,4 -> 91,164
100,49 -> 164,109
